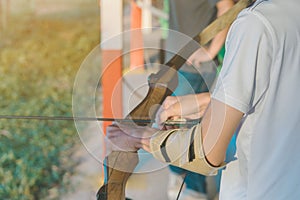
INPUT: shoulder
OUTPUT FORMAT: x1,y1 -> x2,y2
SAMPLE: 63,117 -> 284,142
226,1 -> 275,46
234,0 -> 276,31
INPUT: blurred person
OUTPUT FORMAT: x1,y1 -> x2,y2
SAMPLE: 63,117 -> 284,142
164,0 -> 234,199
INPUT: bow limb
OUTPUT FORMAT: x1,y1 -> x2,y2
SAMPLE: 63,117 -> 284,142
96,52 -> 186,200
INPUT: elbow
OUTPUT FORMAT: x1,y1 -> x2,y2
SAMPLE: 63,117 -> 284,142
205,151 -> 226,167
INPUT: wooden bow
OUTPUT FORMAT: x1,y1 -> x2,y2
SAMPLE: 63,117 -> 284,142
96,36 -> 197,200
96,0 -> 254,199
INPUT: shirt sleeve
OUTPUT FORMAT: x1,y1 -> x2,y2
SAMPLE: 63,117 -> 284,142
212,9 -> 273,114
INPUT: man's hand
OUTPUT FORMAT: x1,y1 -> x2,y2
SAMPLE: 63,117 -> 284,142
156,93 -> 211,128
105,123 -> 158,153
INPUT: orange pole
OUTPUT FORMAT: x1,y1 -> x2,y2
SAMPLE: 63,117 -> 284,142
101,50 -> 123,130
101,0 -> 123,132
100,0 -> 123,187
130,0 -> 144,70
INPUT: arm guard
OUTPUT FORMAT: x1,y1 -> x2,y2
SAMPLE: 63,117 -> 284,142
150,124 -> 226,176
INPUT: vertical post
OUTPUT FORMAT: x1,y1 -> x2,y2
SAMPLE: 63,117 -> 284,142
130,0 -> 144,70
142,0 -> 152,34
101,0 -> 123,132
159,0 -> 169,64
0,1 -> 2,31
0,0 -> 10,31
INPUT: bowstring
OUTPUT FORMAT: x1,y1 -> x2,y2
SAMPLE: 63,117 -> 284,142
176,173 -> 187,200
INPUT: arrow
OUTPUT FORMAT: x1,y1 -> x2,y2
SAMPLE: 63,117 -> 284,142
0,115 -> 201,126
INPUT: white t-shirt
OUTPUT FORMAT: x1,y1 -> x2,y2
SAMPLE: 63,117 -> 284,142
212,0 -> 300,199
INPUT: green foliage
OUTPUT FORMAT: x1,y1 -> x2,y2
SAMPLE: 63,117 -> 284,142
0,9 -> 99,200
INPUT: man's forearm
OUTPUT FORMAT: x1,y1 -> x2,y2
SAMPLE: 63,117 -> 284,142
148,124 -> 226,176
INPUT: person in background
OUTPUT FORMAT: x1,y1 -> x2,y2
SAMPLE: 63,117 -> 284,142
164,0 -> 234,199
